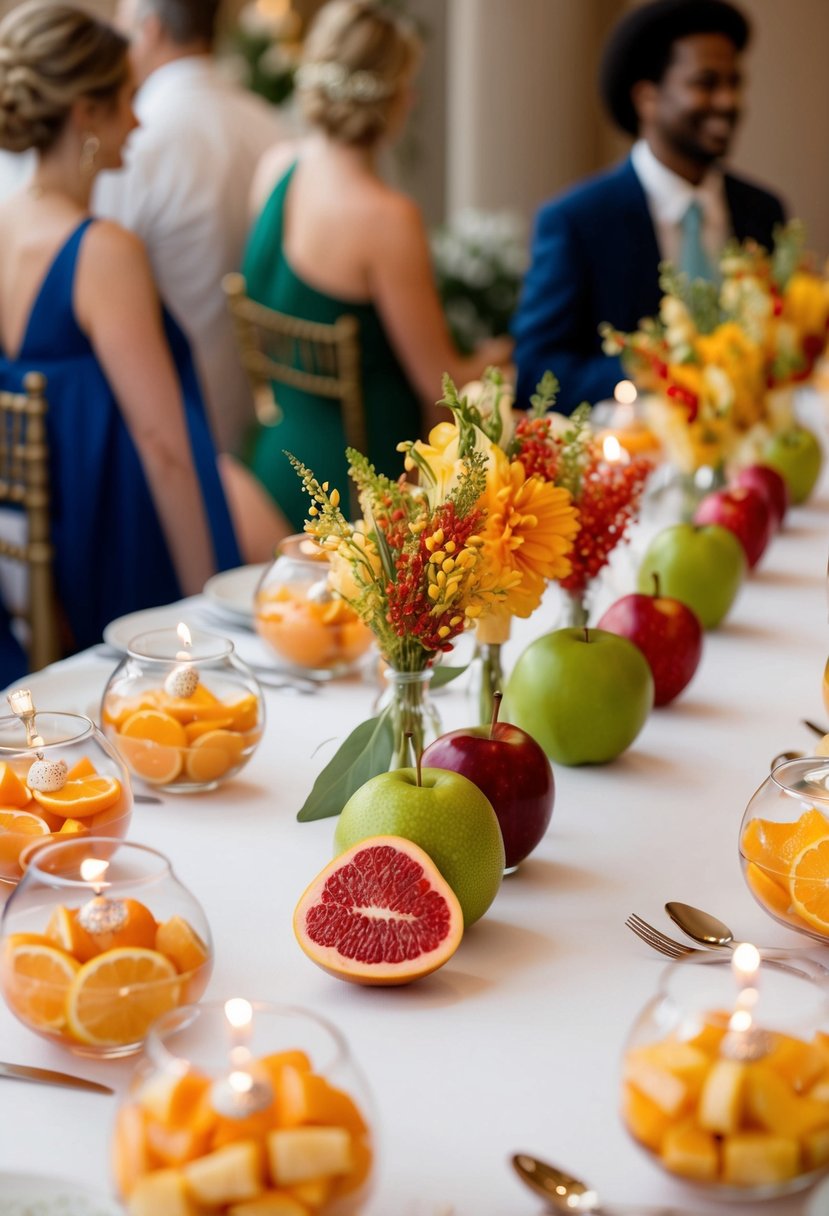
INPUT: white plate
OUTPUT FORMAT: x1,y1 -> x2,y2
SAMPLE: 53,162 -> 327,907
807,1175 -> 829,1216
102,603 -> 200,654
202,564 -> 267,626
0,1172 -> 123,1215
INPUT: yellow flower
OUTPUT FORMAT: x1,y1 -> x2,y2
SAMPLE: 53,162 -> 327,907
407,418 -> 497,508
478,447 -> 579,620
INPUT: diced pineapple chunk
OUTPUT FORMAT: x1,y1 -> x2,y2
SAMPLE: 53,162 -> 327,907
621,1082 -> 672,1153
267,1127 -> 353,1187
112,1104 -> 152,1200
746,1063 -> 829,1137
722,1133 -> 800,1186
289,1178 -> 332,1209
183,1140 -> 264,1205
138,1069 -> 211,1127
146,1120 -> 210,1167
228,1193 -> 310,1216
698,1059 -> 747,1134
127,1168 -> 198,1216
660,1120 -> 719,1181
765,1033 -> 827,1092
683,1011 -> 730,1056
622,1053 -> 692,1117
804,1125 -> 829,1170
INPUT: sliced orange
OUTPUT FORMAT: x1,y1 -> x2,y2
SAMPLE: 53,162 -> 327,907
117,735 -> 183,786
224,694 -> 259,733
31,775 -> 122,820
183,717 -> 234,742
58,817 -> 89,836
791,836 -> 829,936
65,947 -> 179,1046
2,938 -> 80,1029
185,730 -> 245,784
65,756 -> 97,781
155,915 -> 210,974
745,861 -> 792,917
0,807 -> 51,864
121,709 -> 188,748
0,762 -> 32,807
741,808 -> 829,877
45,904 -> 99,963
86,897 -> 158,953
102,692 -> 161,730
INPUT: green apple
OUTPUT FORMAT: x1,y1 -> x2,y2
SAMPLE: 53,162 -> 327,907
503,628 -> 654,766
762,426 -> 823,505
334,768 -> 505,926
637,523 -> 746,629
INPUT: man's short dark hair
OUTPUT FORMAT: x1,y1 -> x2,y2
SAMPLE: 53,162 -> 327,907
599,0 -> 750,136
139,0 -> 222,47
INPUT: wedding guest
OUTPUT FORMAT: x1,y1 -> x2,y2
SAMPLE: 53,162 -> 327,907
0,1 -> 241,654
94,0 -> 288,454
244,0 -> 513,532
513,0 -> 786,414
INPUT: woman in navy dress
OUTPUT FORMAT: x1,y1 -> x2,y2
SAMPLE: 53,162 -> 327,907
0,2 -> 241,656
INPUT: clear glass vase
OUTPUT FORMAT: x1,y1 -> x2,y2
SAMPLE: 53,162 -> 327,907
381,669 -> 441,770
469,616 -> 511,726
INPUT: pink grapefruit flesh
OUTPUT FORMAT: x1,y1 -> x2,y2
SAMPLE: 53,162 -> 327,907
293,835 -> 464,985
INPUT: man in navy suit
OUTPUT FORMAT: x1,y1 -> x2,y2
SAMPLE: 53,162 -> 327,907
513,0 -> 786,413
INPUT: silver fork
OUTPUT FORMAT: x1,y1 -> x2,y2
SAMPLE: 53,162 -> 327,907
625,913 -> 696,958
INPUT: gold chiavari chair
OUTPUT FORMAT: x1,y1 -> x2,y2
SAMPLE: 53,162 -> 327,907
223,272 -> 365,514
0,371 -> 59,671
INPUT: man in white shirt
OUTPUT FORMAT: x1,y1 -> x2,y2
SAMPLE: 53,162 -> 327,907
513,0 -> 786,412
94,0 -> 289,452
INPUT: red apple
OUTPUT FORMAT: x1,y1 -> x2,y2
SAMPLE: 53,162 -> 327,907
597,576 -> 703,706
422,696 -> 553,871
692,485 -> 773,569
732,464 -> 789,530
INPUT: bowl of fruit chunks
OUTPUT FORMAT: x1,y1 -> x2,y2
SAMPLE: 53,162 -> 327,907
1,838 -> 213,1057
740,757 -> 829,943
621,952 -> 829,1197
113,1001 -> 375,1215
102,628 -> 264,792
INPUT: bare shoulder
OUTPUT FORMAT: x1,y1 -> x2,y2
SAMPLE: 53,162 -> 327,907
81,219 -> 153,280
365,184 -> 424,243
251,138 -> 304,215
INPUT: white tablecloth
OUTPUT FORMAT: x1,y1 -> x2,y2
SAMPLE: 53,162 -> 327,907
2,457 -> 829,1215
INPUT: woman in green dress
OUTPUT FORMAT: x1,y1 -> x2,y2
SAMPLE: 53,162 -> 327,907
243,0 -> 512,531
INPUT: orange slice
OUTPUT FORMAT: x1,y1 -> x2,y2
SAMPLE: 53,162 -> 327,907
185,730 -> 245,784
2,938 -> 80,1029
65,756 -> 96,781
65,947 -> 179,1046
45,904 -> 98,963
0,762 -> 32,807
31,775 -> 122,819
121,710 -> 188,748
86,898 -> 158,953
791,836 -> 829,935
183,717 -> 234,742
58,817 -> 89,836
741,808 -> 829,877
102,693 -> 160,730
117,735 -> 183,786
0,807 -> 51,864
224,694 -> 259,733
745,861 -> 792,917
155,915 -> 210,974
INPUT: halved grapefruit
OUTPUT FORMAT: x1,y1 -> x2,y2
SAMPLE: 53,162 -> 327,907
293,836 -> 463,986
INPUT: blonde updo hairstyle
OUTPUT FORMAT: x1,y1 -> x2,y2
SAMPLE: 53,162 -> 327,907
298,0 -> 420,148
0,1 -> 129,154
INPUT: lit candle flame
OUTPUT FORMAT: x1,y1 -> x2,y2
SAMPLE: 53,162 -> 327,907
176,622 -> 193,649
614,379 -> 638,405
224,997 -> 253,1031
729,1008 -> 753,1033
80,858 -> 109,885
229,1070 -> 255,1095
732,942 -> 761,982
602,434 -> 624,464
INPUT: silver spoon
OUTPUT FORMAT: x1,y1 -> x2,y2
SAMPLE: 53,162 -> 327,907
665,901 -> 734,948
511,1154 -> 694,1214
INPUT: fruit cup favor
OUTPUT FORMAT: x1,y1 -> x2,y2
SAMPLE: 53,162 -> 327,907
112,1001 -> 375,1215
102,626 -> 264,792
254,534 -> 373,679
621,950 -> 829,1197
0,838 -> 213,1057
739,757 -> 829,943
0,694 -> 132,885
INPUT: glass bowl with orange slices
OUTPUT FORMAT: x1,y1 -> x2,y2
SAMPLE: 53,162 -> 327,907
101,628 -> 265,793
112,1001 -> 375,1215
739,757 -> 829,944
0,710 -> 132,886
621,952 -> 829,1198
0,837 -> 213,1058
254,534 -> 373,680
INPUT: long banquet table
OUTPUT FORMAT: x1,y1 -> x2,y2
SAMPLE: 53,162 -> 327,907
2,436 -> 829,1215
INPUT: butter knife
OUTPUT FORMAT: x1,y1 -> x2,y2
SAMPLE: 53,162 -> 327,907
0,1061 -> 113,1094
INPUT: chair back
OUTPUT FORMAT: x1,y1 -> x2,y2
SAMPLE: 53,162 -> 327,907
223,272 -> 366,512
0,371 -> 59,671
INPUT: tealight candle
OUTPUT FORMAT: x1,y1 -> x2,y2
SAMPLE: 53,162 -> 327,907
594,381 -> 661,459
209,998 -> 273,1120
164,622 -> 201,699
76,857 -> 128,935
721,942 -> 771,1061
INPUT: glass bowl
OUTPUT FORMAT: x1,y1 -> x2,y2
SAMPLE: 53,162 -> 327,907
0,711 -> 132,885
101,628 -> 265,793
739,757 -> 829,943
621,952 -> 829,1198
112,1001 -> 375,1214
254,534 -> 373,679
0,838 -> 213,1058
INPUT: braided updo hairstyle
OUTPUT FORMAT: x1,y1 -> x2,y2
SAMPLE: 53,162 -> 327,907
0,1 -> 129,154
298,0 -> 420,147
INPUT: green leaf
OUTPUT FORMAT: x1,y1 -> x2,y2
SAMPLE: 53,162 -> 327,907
297,710 -> 394,822
430,663 -> 468,688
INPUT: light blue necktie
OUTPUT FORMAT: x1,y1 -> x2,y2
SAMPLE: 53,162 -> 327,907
679,199 -> 715,282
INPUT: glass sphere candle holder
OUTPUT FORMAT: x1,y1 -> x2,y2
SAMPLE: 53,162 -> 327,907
254,534 -> 373,679
112,1001 -> 376,1214
739,757 -> 829,943
0,708 -> 132,885
0,837 -> 213,1058
101,628 -> 265,793
620,952 -> 829,1198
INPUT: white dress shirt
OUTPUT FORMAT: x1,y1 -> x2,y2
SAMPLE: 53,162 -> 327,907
630,138 -> 731,269
94,57 -> 289,451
